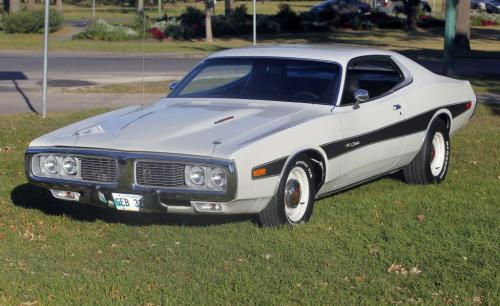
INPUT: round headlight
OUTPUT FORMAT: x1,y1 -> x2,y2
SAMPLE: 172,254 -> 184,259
62,157 -> 77,175
189,166 -> 205,185
44,155 -> 58,174
210,167 -> 226,187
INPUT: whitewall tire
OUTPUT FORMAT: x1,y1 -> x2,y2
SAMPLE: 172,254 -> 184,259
257,154 -> 316,227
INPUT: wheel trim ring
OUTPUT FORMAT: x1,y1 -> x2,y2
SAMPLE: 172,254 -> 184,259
430,132 -> 446,176
284,166 -> 310,223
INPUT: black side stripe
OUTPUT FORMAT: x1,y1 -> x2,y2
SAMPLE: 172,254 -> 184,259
321,102 -> 470,160
252,156 -> 287,180
251,102 -> 470,178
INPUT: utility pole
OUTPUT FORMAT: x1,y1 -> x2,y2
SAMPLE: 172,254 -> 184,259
253,0 -> 256,45
443,0 -> 457,76
92,0 -> 96,20
42,0 -> 50,118
158,0 -> 162,17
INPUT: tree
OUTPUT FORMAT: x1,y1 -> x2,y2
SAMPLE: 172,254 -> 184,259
9,0 -> 21,13
56,0 -> 63,13
27,0 -> 35,9
138,0 -> 144,12
224,0 -> 233,16
455,0 -> 471,50
443,0 -> 457,76
205,0 -> 213,42
403,0 -> 420,31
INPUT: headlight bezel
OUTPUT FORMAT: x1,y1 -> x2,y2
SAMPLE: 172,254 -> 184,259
185,164 -> 229,191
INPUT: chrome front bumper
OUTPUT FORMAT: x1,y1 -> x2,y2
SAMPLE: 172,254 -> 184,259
25,147 -> 238,214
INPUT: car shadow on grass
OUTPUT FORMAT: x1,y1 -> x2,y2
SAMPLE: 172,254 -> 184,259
10,183 -> 252,227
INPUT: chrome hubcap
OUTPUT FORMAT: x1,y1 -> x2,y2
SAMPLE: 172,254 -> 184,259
285,179 -> 301,209
284,166 -> 310,222
430,132 -> 446,176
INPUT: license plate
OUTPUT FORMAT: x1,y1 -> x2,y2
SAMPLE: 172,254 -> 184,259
112,193 -> 144,212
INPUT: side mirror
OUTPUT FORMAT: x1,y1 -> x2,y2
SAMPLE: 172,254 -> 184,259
169,81 -> 178,91
353,89 -> 369,110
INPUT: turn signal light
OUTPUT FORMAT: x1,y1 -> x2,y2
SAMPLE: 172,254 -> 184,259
252,168 -> 267,178
50,189 -> 81,202
193,202 -> 222,212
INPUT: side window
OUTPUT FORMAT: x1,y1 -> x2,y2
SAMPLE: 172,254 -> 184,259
340,57 -> 403,105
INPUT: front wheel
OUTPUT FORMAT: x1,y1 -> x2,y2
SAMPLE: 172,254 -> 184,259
257,155 -> 316,227
403,118 -> 450,184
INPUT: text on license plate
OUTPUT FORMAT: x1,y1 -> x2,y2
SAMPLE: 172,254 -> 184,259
112,193 -> 144,211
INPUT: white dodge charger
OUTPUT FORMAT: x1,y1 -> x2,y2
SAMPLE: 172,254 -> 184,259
25,45 -> 476,227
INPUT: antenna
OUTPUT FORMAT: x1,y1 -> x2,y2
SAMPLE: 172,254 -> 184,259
141,8 -> 146,103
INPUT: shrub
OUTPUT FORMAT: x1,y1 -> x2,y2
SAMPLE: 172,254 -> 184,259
131,13 -> 152,38
418,16 -> 445,28
470,13 -> 499,26
164,19 -> 184,40
274,3 -> 302,32
257,15 -> 281,34
179,6 -> 204,38
370,13 -> 405,29
230,4 -> 251,33
213,4 -> 251,36
73,19 -> 139,41
148,27 -> 165,40
2,9 -> 63,34
179,6 -> 204,27
340,12 -> 372,30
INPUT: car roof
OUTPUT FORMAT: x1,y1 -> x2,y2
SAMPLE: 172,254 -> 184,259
207,45 -> 399,66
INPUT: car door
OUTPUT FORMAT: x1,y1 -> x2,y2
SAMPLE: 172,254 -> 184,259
329,56 -> 408,187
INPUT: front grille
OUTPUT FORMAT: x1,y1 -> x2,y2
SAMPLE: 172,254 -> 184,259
135,160 -> 185,188
80,157 -> 117,183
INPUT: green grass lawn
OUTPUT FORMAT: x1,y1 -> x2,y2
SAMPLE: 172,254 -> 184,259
2,25 -> 499,58
27,1 -> 319,22
0,105 -> 498,305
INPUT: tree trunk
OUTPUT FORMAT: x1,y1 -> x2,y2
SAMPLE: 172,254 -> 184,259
56,0 -> 63,12
224,0 -> 233,16
205,0 -> 213,42
3,0 -> 9,13
27,0 -> 35,9
137,0 -> 144,12
9,0 -> 21,13
455,0 -> 470,50
405,0 -> 420,31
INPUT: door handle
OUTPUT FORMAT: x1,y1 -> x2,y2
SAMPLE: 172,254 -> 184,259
393,104 -> 402,110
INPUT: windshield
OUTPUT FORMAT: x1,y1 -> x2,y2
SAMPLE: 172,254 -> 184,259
170,57 -> 342,104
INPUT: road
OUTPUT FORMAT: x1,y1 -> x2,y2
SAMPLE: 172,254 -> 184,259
0,51 -> 499,114
2,51 -> 500,83
0,52 -> 201,84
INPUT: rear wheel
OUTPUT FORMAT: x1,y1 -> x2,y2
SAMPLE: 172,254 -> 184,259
403,118 -> 450,184
257,155 -> 316,227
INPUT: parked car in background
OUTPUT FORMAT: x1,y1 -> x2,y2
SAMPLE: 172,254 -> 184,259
375,0 -> 432,14
485,0 -> 500,13
310,0 -> 371,14
471,0 -> 487,11
25,46 -> 476,227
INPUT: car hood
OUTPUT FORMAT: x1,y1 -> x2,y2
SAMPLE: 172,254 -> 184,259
30,98 -> 317,158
